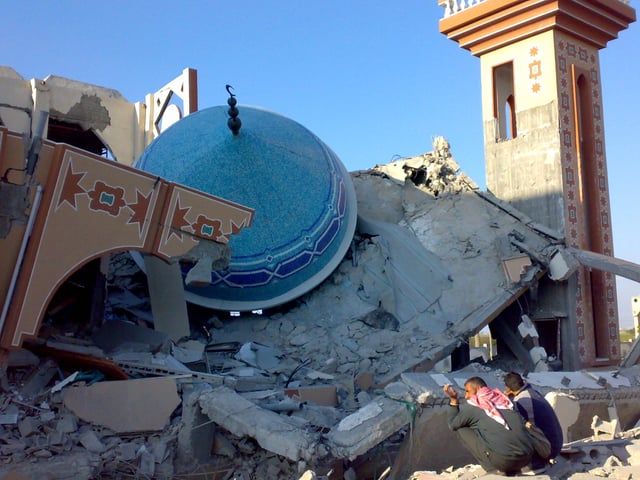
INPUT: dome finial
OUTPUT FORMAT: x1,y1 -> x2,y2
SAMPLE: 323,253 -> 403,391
226,84 -> 241,135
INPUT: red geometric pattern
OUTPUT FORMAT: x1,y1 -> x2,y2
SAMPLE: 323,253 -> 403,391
169,199 -> 192,242
127,189 -> 153,236
555,35 -> 619,363
57,161 -> 87,210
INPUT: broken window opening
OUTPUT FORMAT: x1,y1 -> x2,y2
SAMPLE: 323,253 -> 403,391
47,119 -> 109,157
493,62 -> 517,141
534,317 -> 561,366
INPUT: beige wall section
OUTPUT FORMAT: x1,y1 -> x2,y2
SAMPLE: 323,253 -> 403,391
0,66 -> 191,167
480,30 -> 558,117
481,31 -> 565,232
0,67 -> 33,134
35,75 -> 142,165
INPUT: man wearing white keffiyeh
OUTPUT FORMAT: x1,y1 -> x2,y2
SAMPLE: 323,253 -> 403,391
444,376 -> 533,476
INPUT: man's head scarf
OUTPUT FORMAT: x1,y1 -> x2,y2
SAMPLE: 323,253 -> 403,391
466,386 -> 514,429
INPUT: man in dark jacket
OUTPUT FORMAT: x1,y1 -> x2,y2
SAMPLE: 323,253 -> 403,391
444,376 -> 533,475
504,372 -> 564,473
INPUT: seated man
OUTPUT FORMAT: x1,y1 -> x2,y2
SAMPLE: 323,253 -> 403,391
444,376 -> 533,476
504,372 -> 564,473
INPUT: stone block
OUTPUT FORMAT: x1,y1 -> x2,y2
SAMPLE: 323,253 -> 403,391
47,430 -> 65,446
383,381 -> 413,401
530,346 -> 549,371
116,441 -> 140,461
56,414 -> 78,434
78,430 -> 105,453
327,395 -> 411,460
18,417 -> 39,438
39,410 -> 56,423
518,314 -> 539,339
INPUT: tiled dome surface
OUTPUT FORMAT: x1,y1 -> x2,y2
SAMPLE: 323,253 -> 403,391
135,105 -> 357,311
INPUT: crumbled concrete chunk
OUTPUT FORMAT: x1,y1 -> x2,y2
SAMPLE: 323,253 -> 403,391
56,413 -> 78,434
78,430 -> 105,453
18,417 -> 39,438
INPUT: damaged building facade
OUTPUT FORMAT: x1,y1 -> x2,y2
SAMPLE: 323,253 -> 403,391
1,1 -> 640,479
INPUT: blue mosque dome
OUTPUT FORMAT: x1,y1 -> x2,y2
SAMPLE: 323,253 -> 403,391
134,104 -> 357,311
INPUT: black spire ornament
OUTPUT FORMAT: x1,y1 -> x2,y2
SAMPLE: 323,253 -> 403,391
226,84 -> 241,135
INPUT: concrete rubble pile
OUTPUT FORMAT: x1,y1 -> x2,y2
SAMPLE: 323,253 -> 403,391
1,140 -> 640,479
3,340 -> 640,479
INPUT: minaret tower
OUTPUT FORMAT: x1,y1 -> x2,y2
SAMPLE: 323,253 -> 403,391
439,0 -> 635,368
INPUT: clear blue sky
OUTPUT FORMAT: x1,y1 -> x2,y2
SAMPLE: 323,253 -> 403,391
4,1 -> 639,328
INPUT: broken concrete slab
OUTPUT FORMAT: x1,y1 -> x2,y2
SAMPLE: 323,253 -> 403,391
235,341 -> 282,370
172,339 -> 205,364
92,319 -> 170,354
326,395 -> 413,460
137,447 -> 155,477
55,413 -> 78,434
115,441 -> 140,462
63,377 -> 180,433
143,255 -> 190,341
198,385 -> 322,462
356,215 -> 452,322
18,417 -> 39,438
176,383 -> 216,470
